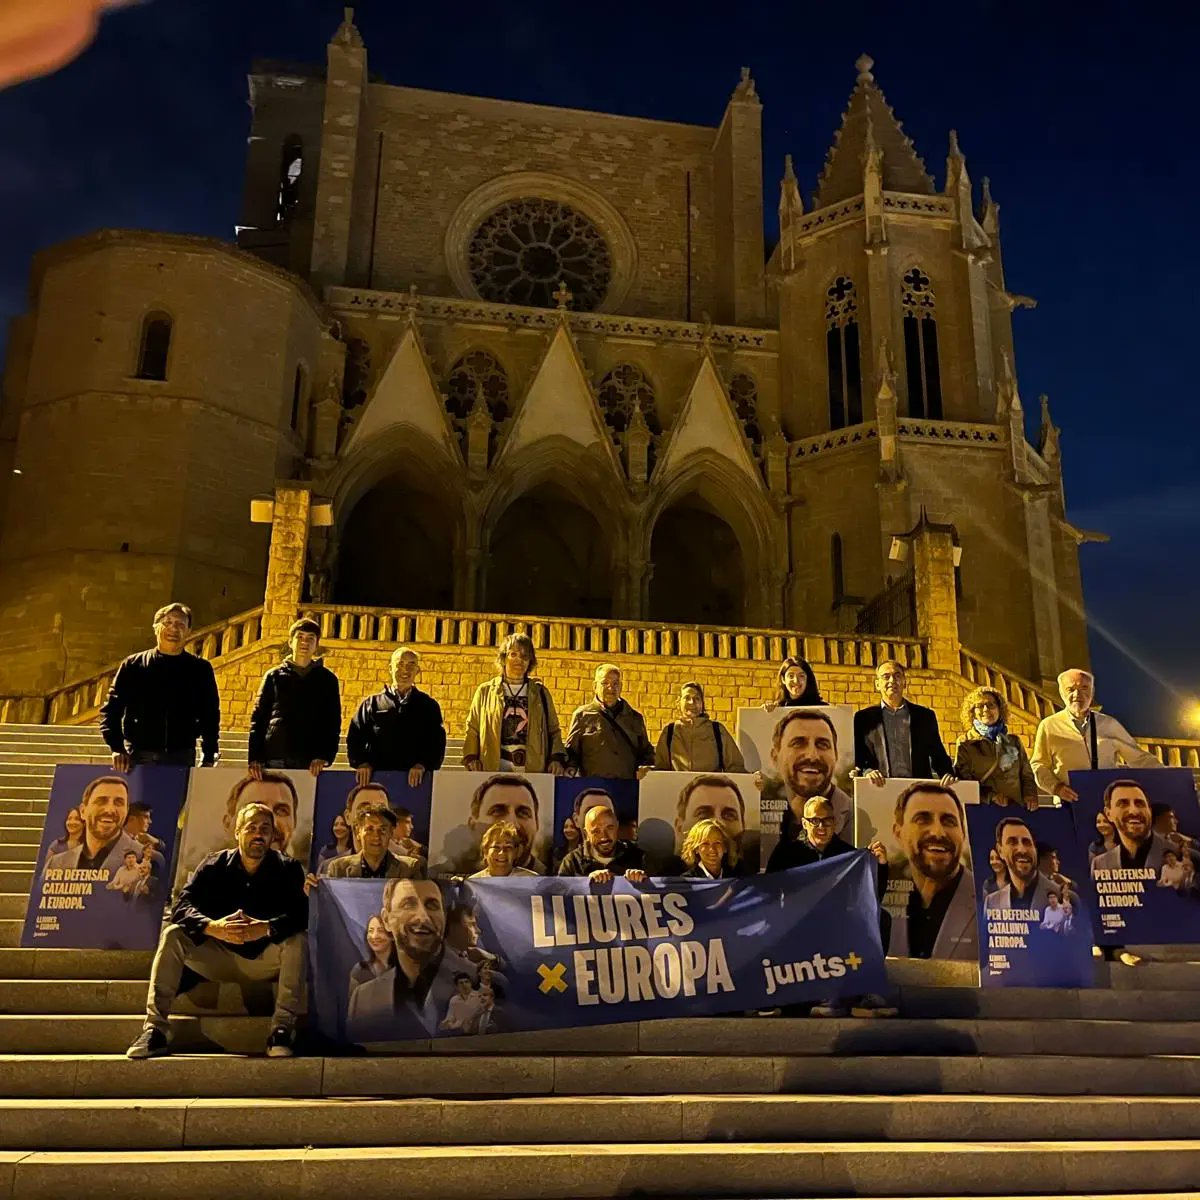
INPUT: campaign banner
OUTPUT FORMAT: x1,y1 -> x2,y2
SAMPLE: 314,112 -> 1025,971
23,764 -> 188,948
552,777 -> 639,874
173,766 -> 315,893
309,852 -> 887,1046
311,771 -> 433,875
735,705 -> 854,867
853,777 -> 980,961
1068,768 -> 1200,945
966,803 -> 1095,987
427,771 -> 556,878
635,770 -> 761,874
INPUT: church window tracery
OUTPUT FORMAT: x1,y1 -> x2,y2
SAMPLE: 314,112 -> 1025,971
596,364 -> 658,435
728,372 -> 761,447
901,266 -> 943,419
467,198 -> 612,311
825,276 -> 862,429
277,137 -> 303,224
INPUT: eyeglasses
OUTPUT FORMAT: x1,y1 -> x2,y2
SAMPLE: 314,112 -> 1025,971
803,816 -> 835,828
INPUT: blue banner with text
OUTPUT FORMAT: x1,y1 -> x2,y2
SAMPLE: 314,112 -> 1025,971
309,851 -> 887,1045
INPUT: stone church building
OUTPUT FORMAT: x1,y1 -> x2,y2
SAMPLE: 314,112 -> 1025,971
0,9 -> 1090,696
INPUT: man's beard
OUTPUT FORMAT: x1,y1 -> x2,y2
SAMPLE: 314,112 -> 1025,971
1117,815 -> 1149,843
910,835 -> 960,881
589,838 -> 616,857
786,760 -> 832,799
397,925 -> 440,964
1007,854 -> 1036,886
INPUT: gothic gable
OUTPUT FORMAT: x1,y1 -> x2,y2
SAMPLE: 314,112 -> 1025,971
341,323 -> 459,460
654,352 -> 765,493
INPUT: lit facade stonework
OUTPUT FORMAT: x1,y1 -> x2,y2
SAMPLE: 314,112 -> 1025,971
0,12 -> 1090,696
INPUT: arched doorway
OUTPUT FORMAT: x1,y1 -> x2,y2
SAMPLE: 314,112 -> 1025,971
649,496 -> 745,625
484,483 -> 611,619
334,472 -> 456,609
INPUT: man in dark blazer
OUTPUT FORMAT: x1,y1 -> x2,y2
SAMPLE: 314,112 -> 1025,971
853,660 -> 954,784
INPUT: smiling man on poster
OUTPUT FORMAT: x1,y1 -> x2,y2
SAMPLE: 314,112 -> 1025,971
985,816 -> 1057,913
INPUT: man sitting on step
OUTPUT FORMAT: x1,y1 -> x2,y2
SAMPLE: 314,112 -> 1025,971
126,802 -> 308,1060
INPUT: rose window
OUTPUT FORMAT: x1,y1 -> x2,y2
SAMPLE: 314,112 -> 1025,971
467,198 -> 612,310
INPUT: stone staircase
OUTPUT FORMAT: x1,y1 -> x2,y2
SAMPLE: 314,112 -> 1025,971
0,725 -> 1199,1197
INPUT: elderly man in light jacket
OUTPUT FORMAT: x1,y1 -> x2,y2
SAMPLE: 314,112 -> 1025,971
1031,668 -> 1161,802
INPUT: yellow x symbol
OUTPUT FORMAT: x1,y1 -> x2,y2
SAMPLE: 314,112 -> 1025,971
537,962 -> 568,994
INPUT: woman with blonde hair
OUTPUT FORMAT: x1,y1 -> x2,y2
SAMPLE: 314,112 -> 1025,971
953,686 -> 1037,809
470,820 -> 537,879
462,632 -> 566,775
678,817 -> 740,880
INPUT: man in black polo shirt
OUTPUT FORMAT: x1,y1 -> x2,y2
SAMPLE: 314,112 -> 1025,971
319,805 -> 423,880
126,802 -> 307,1060
557,805 -> 647,883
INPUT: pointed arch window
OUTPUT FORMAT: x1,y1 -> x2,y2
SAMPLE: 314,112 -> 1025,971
135,312 -> 172,381
901,267 -> 942,419
445,350 -> 510,422
596,364 -> 658,435
277,137 -> 303,224
825,276 -> 862,429
728,372 -> 761,448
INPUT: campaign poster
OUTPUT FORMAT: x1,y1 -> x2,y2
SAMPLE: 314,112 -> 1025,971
551,777 -> 639,874
853,776 -> 979,961
22,764 -> 188,948
1068,767 -> 1200,945
309,851 -> 887,1047
427,771 -> 555,878
636,770 -> 761,875
966,803 -> 1095,987
735,705 -> 854,867
310,771 -> 433,875
172,766 -> 315,893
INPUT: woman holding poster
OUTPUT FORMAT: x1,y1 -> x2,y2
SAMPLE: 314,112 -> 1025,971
953,687 -> 1038,809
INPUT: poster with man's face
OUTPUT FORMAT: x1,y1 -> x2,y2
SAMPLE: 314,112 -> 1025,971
310,771 -> 433,875
736,706 -> 854,867
552,777 -> 639,870
172,767 -> 315,893
636,770 -> 761,874
1068,767 -> 1200,945
427,771 -> 555,878
853,777 -> 979,961
23,764 -> 188,948
966,803 -> 1095,988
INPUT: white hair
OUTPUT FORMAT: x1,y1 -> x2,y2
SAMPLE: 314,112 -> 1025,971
594,662 -> 620,681
1057,668 -> 1093,689
390,646 -> 420,668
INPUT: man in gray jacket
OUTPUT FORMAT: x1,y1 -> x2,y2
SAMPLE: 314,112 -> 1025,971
1091,780 -> 1173,876
984,816 -> 1057,913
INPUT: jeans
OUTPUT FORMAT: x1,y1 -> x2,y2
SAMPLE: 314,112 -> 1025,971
144,923 -> 307,1034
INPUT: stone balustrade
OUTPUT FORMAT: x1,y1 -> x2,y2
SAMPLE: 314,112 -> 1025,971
959,648 -> 1061,722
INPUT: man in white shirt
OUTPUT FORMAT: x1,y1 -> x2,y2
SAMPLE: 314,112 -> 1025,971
1040,891 -> 1067,932
440,973 -> 483,1032
1031,669 -> 1161,801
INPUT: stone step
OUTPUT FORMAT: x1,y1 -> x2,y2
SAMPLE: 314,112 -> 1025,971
5,1052 -> 1200,1100
0,825 -> 43,845
1,1140 -> 1199,1199
0,868 -> 32,893
0,920 -> 19,947
0,844 -> 36,863
0,812 -> 46,827
0,894 -> 25,918
0,780 -> 54,794
0,1094 -> 1199,1151
0,948 -> 151,979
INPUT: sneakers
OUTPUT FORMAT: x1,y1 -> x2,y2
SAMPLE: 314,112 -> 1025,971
265,1026 -> 296,1058
809,1000 -> 849,1018
850,993 -> 899,1018
126,1027 -> 170,1060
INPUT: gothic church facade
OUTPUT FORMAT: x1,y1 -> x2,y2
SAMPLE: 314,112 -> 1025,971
0,10 -> 1088,694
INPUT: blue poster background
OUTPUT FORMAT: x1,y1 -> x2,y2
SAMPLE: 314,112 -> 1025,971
1068,767 -> 1200,945
309,852 -> 887,1046
966,804 -> 1095,987
310,770 -> 433,874
551,776 -> 639,871
22,764 -> 188,948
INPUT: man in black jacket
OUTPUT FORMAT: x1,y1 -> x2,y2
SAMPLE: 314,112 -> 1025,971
853,660 -> 954,785
100,602 -> 220,770
248,618 -> 341,777
557,805 -> 647,883
347,647 -> 446,787
126,801 -> 308,1059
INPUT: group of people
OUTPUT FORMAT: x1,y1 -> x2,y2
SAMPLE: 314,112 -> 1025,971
103,601 -> 1167,1059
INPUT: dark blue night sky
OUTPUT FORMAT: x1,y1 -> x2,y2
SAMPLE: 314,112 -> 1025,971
1,0 -> 1196,735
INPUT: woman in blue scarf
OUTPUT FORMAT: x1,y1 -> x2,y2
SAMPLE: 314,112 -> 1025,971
953,686 -> 1038,809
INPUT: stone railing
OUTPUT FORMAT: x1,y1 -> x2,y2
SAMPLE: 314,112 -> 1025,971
1137,738 -> 1200,769
326,287 -> 777,352
0,607 -> 266,726
307,604 -> 929,672
789,422 -> 878,462
882,193 -> 954,215
897,419 -> 1003,445
792,197 -> 864,237
959,648 -> 1060,723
